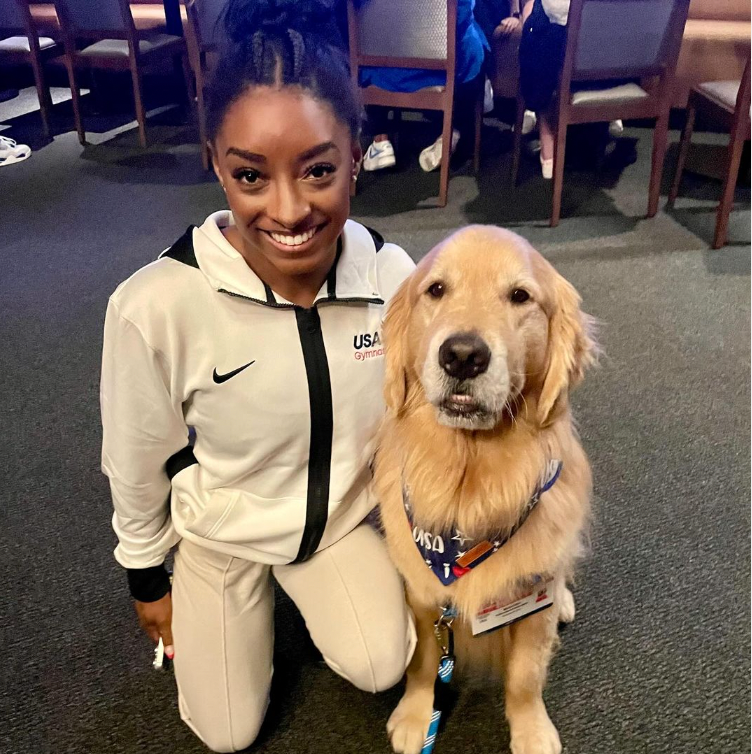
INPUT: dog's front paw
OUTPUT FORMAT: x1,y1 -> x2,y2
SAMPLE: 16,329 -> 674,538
558,587 -> 576,624
387,693 -> 434,754
510,711 -> 562,754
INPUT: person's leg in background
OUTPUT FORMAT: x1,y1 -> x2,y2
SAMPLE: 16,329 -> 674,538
171,540 -> 275,753
274,523 -> 416,693
418,74 -> 485,173
538,108 -> 555,178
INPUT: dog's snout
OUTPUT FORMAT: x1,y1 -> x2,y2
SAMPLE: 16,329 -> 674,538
439,334 -> 491,380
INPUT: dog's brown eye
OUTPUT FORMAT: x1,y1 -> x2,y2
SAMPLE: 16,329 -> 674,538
510,288 -> 530,304
427,282 -> 445,299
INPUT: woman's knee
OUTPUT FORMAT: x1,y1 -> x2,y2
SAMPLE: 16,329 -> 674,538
186,713 -> 264,753
329,615 -> 416,693
180,690 -> 267,753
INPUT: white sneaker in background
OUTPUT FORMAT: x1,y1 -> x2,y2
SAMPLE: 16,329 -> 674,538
540,155 -> 553,180
608,119 -> 624,138
521,110 -> 537,135
362,138 -> 396,171
419,128 -> 460,172
0,134 -> 31,166
483,78 -> 494,114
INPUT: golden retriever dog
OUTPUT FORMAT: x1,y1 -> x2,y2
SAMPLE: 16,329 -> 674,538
374,226 -> 597,754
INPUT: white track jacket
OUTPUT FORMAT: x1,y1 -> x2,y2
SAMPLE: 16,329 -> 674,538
101,212 -> 414,572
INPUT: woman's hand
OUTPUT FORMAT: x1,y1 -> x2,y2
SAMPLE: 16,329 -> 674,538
494,16 -> 521,37
134,593 -> 174,659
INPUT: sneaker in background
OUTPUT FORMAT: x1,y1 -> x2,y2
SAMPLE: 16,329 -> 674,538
608,119 -> 624,138
483,78 -> 494,114
362,138 -> 396,171
419,129 -> 460,172
521,110 -> 537,135
0,135 -> 31,167
540,155 -> 553,180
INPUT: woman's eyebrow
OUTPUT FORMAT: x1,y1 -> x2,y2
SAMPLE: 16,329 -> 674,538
297,141 -> 339,163
226,147 -> 266,161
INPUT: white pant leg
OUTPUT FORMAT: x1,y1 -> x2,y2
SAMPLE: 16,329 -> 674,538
273,523 -> 416,693
172,540 -> 274,753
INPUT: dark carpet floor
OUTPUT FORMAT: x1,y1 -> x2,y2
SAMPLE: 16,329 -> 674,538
1,88 -> 750,754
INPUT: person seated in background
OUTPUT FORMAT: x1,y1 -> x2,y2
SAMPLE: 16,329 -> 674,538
519,0 -> 622,179
360,0 -> 489,173
474,0 -> 537,135
475,0 -> 521,44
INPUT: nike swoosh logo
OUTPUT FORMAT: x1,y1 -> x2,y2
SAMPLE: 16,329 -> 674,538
212,360 -> 255,384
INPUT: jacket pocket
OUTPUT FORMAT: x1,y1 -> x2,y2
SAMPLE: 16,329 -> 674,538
170,464 -> 241,539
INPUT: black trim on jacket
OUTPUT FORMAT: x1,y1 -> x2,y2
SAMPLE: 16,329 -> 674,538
293,306 -> 334,562
162,226 -> 199,268
166,445 -> 197,480
127,565 -> 171,602
365,226 -> 385,252
327,237 -> 343,299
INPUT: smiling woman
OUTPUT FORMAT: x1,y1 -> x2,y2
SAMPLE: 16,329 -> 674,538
99,1 -> 417,751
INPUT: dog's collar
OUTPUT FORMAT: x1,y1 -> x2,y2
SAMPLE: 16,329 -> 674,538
402,460 -> 562,586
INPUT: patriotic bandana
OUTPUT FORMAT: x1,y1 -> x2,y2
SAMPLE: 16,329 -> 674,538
403,460 -> 563,586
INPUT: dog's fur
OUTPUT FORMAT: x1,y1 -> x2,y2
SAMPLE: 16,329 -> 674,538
374,226 -> 597,754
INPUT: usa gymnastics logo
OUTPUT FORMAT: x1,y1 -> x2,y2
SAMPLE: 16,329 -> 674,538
353,331 -> 384,361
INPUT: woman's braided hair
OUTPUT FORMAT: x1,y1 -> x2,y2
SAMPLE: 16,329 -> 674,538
206,0 -> 359,141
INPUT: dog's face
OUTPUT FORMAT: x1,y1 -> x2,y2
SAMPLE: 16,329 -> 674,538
383,226 -> 595,430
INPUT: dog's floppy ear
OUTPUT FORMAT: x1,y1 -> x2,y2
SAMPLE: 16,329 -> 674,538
538,271 -> 597,426
383,277 -> 412,413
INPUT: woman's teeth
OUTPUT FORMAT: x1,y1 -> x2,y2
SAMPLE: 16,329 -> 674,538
269,228 -> 317,247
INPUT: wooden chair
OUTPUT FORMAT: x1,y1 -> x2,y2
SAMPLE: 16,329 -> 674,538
183,0 -> 227,169
0,0 -> 61,137
347,0 -> 482,208
53,0 -> 191,147
512,0 -> 690,227
667,57 -> 751,249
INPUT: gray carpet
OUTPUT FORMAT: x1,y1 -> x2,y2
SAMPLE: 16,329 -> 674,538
1,90 -> 749,754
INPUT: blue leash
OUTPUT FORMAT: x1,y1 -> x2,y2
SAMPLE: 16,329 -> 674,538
421,606 -> 457,754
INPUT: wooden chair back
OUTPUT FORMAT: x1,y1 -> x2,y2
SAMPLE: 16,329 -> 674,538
53,0 -> 135,43
560,0 -> 690,98
347,0 -> 457,95
0,0 -> 32,34
185,0 -> 227,54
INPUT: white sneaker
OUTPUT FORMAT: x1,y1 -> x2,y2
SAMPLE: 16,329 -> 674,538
362,139 -> 396,171
419,129 -> 460,172
540,155 -> 553,180
483,78 -> 494,114
608,119 -> 624,138
522,110 -> 537,135
0,134 -> 31,166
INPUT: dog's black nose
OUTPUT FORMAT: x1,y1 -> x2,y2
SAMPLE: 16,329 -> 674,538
439,334 -> 491,379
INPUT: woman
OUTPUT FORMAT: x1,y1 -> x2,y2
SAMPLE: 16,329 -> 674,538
100,1 -> 416,751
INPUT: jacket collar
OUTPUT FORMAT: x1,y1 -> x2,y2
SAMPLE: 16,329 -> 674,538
180,211 -> 384,308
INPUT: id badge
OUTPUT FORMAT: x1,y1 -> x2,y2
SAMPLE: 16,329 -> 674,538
470,578 -> 555,636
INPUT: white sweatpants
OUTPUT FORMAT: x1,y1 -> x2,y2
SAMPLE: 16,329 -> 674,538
171,523 -> 416,753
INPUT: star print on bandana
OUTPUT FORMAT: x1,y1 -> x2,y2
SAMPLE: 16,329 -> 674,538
403,461 -> 563,586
